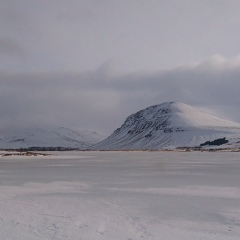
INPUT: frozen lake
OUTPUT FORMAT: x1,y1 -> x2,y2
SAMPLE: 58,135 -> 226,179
0,151 -> 240,239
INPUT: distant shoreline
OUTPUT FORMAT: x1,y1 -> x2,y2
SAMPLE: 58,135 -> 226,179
1,147 -> 240,156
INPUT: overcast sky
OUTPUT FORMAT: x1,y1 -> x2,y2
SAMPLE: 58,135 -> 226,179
1,0 -> 240,135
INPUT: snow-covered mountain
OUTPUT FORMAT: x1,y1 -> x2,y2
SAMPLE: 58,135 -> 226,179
0,126 -> 106,150
92,102 -> 240,150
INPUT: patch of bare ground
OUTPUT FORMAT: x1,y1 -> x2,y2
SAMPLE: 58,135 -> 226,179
1,152 -> 51,157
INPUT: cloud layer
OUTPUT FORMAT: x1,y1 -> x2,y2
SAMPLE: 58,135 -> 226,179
1,56 -> 240,135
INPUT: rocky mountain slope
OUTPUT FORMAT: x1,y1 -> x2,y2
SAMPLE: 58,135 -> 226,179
0,126 -> 106,150
92,102 -> 240,150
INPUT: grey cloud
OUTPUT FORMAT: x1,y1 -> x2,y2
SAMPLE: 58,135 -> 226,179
0,38 -> 25,58
1,56 -> 240,135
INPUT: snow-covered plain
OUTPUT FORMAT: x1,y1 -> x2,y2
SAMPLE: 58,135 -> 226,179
0,151 -> 240,239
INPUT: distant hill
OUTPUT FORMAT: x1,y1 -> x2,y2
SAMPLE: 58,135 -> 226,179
0,126 -> 106,150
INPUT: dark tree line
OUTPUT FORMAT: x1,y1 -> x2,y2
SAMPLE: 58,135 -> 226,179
200,137 -> 228,146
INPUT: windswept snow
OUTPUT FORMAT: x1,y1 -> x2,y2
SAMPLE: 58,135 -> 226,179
0,151 -> 240,239
0,126 -> 106,149
92,102 -> 240,150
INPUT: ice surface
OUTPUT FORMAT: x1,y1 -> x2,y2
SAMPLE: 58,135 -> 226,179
0,151 -> 240,239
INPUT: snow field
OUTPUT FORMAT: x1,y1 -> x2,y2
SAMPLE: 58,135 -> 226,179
0,151 -> 240,239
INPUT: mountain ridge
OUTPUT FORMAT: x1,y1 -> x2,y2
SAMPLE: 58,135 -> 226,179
0,126 -> 106,150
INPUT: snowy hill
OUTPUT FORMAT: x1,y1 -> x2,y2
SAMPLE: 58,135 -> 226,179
92,102 -> 240,150
0,126 -> 106,150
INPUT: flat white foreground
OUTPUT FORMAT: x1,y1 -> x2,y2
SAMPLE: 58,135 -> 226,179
0,151 -> 240,240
